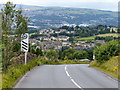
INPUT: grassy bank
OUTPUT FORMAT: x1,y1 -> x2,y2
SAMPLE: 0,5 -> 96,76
2,58 -> 39,88
89,56 -> 119,79
2,57 -> 90,88
0,67 -> 1,89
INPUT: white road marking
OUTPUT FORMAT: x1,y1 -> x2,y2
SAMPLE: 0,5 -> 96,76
66,71 -> 70,77
65,65 -> 82,89
65,65 -> 67,71
71,79 -> 82,88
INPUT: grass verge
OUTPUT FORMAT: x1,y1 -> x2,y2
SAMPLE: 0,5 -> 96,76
89,56 -> 119,79
2,58 -> 39,88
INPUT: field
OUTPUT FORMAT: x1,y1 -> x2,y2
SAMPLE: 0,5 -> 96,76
76,33 -> 120,41
76,36 -> 95,40
96,33 -> 119,37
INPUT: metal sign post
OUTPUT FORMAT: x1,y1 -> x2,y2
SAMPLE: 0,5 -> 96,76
93,55 -> 95,60
25,52 -> 27,64
21,33 -> 29,64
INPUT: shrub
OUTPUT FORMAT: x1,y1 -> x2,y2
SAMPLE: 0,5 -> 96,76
94,40 -> 120,63
2,58 -> 39,88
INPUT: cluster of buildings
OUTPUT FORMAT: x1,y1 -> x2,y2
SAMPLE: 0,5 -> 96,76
38,36 -> 69,41
39,29 -> 75,35
29,27 -> 110,51
30,37 -> 105,51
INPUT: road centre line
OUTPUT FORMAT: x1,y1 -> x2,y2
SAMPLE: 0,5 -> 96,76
65,65 -> 82,89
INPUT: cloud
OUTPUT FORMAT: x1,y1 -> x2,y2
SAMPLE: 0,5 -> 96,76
0,0 -> 119,4
0,0 -> 118,11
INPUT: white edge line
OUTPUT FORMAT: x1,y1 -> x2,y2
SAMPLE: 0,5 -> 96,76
65,65 -> 82,89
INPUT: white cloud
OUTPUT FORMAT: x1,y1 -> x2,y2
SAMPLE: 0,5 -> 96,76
0,0 -> 118,11
0,0 -> 119,4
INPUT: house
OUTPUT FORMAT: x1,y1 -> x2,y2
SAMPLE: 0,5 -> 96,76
39,41 -> 62,51
62,42 -> 71,46
39,29 -> 54,35
60,29 -> 66,33
110,27 -> 118,33
95,40 -> 106,44
57,36 -> 69,41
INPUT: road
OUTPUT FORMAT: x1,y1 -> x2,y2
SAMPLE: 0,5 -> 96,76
15,64 -> 118,89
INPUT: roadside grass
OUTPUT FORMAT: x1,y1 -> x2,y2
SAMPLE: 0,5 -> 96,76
2,57 -> 90,88
0,73 -> 1,90
45,60 -> 90,65
2,58 -> 39,88
89,56 -> 119,79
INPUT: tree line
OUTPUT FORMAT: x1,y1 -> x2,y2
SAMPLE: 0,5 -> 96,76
1,2 -> 29,71
30,46 -> 93,61
58,25 -> 117,37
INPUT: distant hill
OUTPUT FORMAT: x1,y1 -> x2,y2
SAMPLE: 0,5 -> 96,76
0,4 -> 118,29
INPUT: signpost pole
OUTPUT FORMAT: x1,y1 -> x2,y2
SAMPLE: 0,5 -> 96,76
93,55 -> 95,60
25,52 -> 27,64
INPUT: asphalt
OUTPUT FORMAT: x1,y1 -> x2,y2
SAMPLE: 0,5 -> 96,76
15,64 -> 118,88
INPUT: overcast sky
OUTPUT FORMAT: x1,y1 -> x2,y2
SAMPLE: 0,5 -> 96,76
0,0 -> 119,11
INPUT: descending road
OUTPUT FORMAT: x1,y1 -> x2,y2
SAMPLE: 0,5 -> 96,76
15,64 -> 118,89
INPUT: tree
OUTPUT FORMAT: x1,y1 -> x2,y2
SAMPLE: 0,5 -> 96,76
12,41 -> 21,52
35,48 -> 43,56
73,50 -> 88,59
2,2 -> 16,71
63,48 -> 75,60
63,48 -> 75,56
1,2 -> 29,71
30,46 -> 36,54
68,37 -> 74,43
15,9 -> 29,38
94,40 -> 120,63
46,49 -> 59,60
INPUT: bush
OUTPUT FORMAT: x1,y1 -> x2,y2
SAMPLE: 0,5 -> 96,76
2,58 -> 39,88
46,49 -> 59,60
94,40 -> 120,63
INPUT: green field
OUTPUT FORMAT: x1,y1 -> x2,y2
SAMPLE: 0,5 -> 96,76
76,36 -> 95,40
76,33 -> 120,41
96,33 -> 120,37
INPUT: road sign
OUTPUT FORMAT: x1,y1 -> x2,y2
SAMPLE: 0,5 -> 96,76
21,33 -> 29,64
21,33 -> 29,52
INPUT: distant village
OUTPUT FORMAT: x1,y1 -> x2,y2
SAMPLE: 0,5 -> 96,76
28,26 -> 116,51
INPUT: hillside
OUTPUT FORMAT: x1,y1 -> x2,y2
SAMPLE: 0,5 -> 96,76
0,4 -> 118,29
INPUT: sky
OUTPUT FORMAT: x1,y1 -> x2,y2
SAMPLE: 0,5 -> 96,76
0,0 -> 119,11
